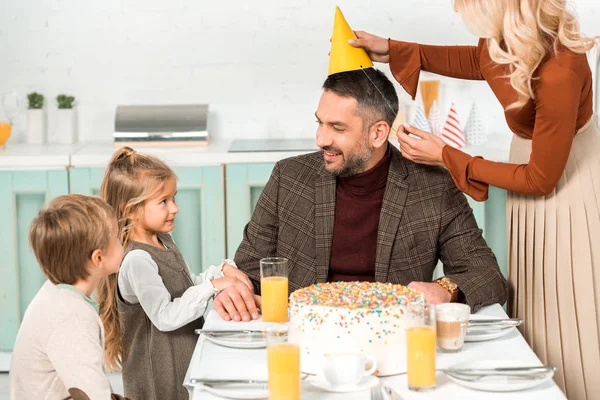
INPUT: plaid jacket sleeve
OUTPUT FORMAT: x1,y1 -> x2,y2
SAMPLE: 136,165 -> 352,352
233,162 -> 281,294
438,177 -> 508,312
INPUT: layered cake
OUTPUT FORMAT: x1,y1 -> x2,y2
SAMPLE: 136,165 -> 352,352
289,282 -> 424,376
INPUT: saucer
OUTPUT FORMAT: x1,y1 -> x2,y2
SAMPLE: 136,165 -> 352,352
310,374 -> 379,393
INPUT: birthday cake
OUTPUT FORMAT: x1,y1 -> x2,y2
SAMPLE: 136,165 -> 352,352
289,281 -> 424,376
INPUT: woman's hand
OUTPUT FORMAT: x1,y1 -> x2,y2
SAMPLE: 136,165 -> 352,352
349,31 -> 390,63
397,124 -> 447,166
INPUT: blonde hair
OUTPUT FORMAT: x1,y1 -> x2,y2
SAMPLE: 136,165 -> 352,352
97,146 -> 175,372
455,0 -> 599,110
29,194 -> 115,285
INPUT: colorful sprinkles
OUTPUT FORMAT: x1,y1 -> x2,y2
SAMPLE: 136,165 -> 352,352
289,281 -> 423,310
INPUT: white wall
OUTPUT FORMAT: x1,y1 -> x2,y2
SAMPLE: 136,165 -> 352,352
0,0 -> 598,143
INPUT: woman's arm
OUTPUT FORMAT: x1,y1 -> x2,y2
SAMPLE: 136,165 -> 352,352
389,39 -> 485,100
443,66 -> 582,200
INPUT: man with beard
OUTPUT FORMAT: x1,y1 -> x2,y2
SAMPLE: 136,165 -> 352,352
213,68 -> 507,322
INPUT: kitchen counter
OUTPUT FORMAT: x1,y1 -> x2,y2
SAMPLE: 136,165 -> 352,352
0,143 -> 84,170
0,135 -> 512,170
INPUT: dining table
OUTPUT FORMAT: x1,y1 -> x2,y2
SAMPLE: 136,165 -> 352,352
184,304 -> 566,399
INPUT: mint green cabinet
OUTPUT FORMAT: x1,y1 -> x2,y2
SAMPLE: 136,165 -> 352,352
0,170 -> 69,350
69,166 -> 226,276
225,163 -> 275,257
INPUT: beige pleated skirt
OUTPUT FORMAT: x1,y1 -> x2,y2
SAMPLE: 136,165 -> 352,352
507,117 -> 600,400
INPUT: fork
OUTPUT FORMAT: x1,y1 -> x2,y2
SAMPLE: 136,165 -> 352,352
448,372 -> 550,382
370,385 -> 384,400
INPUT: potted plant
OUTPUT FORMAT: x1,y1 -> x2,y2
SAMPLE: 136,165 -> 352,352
27,92 -> 46,144
55,94 -> 77,144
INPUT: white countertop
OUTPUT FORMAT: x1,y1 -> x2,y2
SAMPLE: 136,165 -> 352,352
0,143 -> 84,171
69,139 -> 318,168
0,135 -> 511,170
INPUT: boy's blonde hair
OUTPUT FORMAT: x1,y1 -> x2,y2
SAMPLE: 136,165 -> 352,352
97,146 -> 175,372
29,194 -> 115,285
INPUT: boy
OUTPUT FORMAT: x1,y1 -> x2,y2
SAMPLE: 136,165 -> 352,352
10,195 -> 126,399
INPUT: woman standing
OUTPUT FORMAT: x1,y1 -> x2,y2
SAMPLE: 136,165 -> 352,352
351,1 -> 599,398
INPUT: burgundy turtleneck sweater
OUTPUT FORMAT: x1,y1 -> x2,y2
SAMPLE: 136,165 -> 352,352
328,145 -> 391,282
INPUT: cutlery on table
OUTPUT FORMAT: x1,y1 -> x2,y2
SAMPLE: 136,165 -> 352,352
190,374 -> 310,386
468,319 -> 522,327
190,378 -> 267,387
194,329 -> 266,336
445,366 -> 556,381
446,366 -> 555,374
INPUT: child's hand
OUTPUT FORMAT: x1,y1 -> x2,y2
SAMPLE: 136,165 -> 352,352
223,264 -> 253,291
211,276 -> 240,292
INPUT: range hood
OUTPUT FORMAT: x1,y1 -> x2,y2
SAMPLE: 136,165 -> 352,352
114,104 -> 210,144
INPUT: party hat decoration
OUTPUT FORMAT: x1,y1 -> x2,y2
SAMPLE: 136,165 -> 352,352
464,103 -> 487,146
328,6 -> 373,76
411,104 -> 432,133
427,100 -> 443,137
441,104 -> 466,148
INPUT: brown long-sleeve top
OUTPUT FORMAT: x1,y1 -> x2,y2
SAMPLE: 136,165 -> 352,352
389,38 -> 594,201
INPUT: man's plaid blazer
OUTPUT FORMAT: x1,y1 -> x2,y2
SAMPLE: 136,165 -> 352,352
234,145 -> 508,312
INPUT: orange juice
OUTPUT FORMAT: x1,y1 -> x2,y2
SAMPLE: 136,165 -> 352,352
267,343 -> 300,400
0,123 -> 11,146
261,276 -> 288,322
407,326 -> 436,389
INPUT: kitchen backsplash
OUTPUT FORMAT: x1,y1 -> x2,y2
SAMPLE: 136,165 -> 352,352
0,0 -> 598,143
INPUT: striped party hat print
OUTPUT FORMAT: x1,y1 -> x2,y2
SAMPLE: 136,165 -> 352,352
441,104 -> 466,148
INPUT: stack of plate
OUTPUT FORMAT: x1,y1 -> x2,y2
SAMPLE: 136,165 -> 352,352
445,360 -> 556,392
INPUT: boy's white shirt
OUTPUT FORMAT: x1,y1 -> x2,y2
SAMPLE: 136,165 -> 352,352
118,249 -> 237,332
10,281 -> 112,400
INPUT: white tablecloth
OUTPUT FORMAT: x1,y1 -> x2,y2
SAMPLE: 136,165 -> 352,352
184,304 -> 566,399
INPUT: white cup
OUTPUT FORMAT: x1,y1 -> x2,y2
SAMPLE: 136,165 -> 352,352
322,351 -> 377,388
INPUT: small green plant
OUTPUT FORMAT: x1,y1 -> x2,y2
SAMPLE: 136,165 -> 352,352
56,94 -> 75,109
27,92 -> 44,109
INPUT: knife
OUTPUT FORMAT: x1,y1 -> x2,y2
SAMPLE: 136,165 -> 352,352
194,329 -> 266,335
190,378 -> 268,386
468,318 -> 522,326
445,366 -> 556,375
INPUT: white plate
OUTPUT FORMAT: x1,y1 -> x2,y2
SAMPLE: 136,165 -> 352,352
204,332 -> 267,349
197,383 -> 268,399
465,316 -> 515,342
446,360 -> 554,392
309,374 -> 379,393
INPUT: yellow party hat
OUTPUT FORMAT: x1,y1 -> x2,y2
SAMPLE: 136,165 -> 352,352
328,6 -> 373,76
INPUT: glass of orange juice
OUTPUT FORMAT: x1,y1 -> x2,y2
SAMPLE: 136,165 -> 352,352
260,257 -> 289,322
266,324 -> 300,400
406,303 -> 436,391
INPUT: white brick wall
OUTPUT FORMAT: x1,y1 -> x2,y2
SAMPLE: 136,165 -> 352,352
0,0 -> 598,143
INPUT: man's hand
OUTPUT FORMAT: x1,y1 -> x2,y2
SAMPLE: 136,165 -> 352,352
408,281 -> 451,304
213,282 -> 262,322
222,264 -> 253,291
